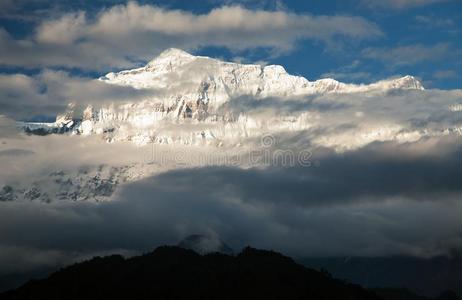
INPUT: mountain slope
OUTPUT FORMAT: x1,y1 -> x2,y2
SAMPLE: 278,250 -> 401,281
0,246 -> 383,300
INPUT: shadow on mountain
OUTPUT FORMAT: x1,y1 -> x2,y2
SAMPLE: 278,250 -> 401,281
0,246 -> 458,300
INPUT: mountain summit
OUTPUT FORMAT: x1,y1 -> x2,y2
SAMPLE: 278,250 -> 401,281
100,48 -> 424,101
21,48 -> 432,148
145,48 -> 197,72
153,47 -> 194,59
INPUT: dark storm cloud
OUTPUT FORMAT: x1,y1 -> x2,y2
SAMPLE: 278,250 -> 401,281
118,138 -> 462,208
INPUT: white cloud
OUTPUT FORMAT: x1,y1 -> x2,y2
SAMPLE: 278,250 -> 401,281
362,43 -> 461,68
0,116 -> 21,139
0,2 -> 382,71
0,71 -> 152,120
321,60 -> 372,82
433,70 -> 457,80
414,15 -> 456,28
361,0 -> 452,9
0,73 -> 53,119
321,71 -> 372,82
36,11 -> 87,45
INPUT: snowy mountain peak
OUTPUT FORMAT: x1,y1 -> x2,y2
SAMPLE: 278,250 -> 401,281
26,49 -> 430,148
387,75 -> 424,90
264,64 -> 287,74
146,48 -> 197,70
158,47 -> 194,58
102,49 -> 424,95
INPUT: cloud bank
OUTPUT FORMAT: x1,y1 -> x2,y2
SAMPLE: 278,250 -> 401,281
2,136 -> 462,277
362,43 -> 462,68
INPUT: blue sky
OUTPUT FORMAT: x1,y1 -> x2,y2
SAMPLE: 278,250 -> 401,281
0,0 -> 461,89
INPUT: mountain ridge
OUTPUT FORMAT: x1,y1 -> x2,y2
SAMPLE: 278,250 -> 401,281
100,47 -> 424,96
0,246 -> 383,300
1,246 -> 457,300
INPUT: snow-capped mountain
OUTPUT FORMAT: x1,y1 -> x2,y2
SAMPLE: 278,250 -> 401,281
97,48 -> 424,121
0,165 -> 137,203
20,48 -> 460,151
100,48 -> 423,96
